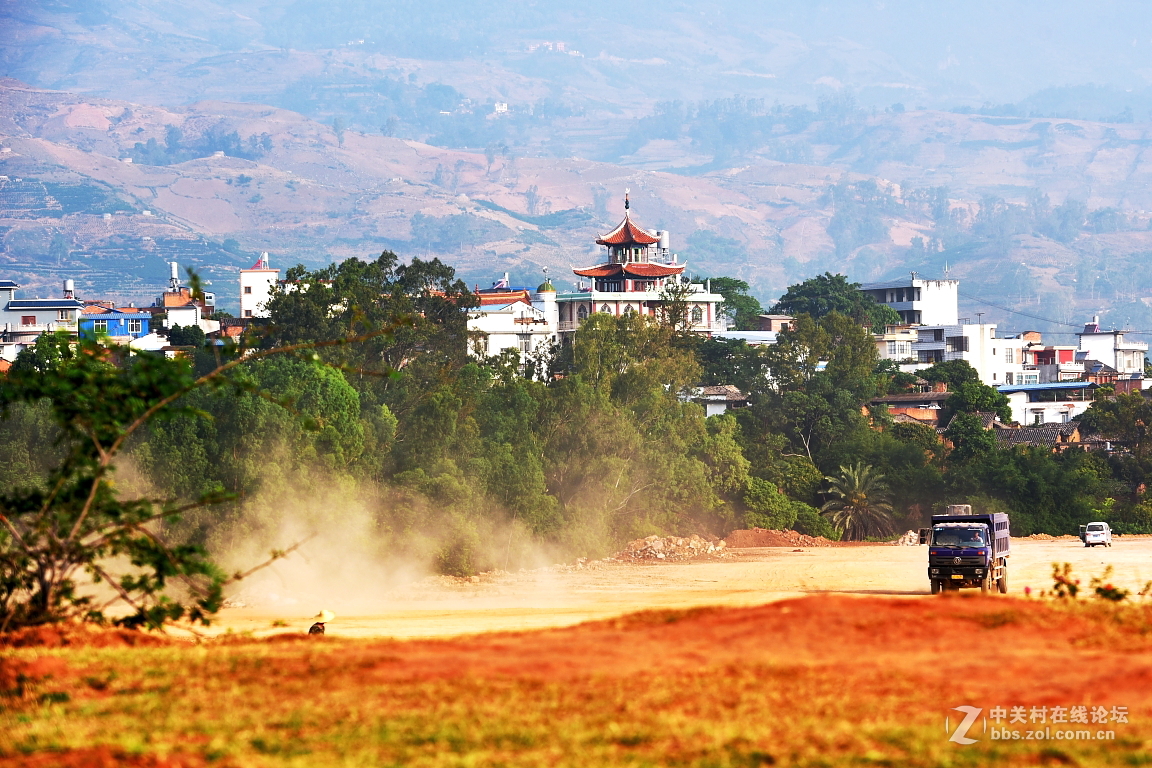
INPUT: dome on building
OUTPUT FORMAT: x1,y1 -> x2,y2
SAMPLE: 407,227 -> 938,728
536,279 -> 556,293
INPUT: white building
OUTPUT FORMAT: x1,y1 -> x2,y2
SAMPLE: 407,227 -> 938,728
859,276 -> 959,326
240,253 -> 279,319
155,262 -> 219,335
467,286 -> 557,363
998,382 -> 1097,426
874,325 -> 918,363
1078,316 -> 1147,376
909,323 -> 1027,386
0,279 -> 84,352
686,385 -> 748,417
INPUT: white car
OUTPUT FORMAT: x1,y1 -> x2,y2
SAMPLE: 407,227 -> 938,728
1081,522 -> 1113,547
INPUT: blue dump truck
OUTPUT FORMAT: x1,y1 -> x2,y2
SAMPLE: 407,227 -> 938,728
918,505 -> 1010,595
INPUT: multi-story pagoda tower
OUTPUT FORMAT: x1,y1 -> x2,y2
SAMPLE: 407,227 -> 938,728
554,193 -> 725,334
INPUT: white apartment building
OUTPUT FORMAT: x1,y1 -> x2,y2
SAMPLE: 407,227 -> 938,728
874,325 -> 918,363
0,279 -> 84,352
859,276 -> 959,326
467,285 -> 557,363
1078,316 -> 1147,376
876,320 -> 1029,387
240,253 -> 279,319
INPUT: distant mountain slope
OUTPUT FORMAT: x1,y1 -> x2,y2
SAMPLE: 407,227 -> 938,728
8,0 -> 1152,153
3,79 -> 1152,339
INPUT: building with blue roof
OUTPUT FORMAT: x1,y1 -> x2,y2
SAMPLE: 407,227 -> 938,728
78,312 -> 151,341
997,381 -> 1098,425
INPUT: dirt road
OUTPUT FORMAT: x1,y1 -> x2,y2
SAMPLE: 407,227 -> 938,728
211,536 -> 1152,639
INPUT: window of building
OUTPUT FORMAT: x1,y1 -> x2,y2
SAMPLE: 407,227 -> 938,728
245,309 -> 253,317
518,334 -> 532,353
577,305 -> 588,321
57,310 -> 71,322
1006,372 -> 1014,385
933,329 -> 943,342
690,306 -> 703,324
624,304 -> 635,314
918,349 -> 944,363
946,336 -> 969,352
1032,411 -> 1043,425
599,303 -> 612,314
20,316 -> 35,326
92,319 -> 107,333
1022,373 -> 1039,385
128,318 -> 142,334
1060,411 -> 1070,423
1005,348 -> 1014,363
244,286 -> 252,294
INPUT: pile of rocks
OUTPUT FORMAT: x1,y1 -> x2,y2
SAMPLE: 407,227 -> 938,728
893,530 -> 920,546
618,534 -> 727,561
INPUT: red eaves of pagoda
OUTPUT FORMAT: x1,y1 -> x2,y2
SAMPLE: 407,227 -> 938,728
476,290 -> 532,306
595,214 -> 660,246
571,263 -> 684,278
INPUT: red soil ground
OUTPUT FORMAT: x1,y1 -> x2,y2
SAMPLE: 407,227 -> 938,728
4,595 -> 1152,766
723,528 -> 840,548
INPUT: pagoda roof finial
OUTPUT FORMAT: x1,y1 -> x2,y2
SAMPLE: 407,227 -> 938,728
624,188 -> 630,210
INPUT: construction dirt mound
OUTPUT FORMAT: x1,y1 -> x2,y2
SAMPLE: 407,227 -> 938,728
1027,533 -> 1080,540
723,528 -> 837,548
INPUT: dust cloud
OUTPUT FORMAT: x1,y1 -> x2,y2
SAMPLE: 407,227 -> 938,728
211,476 -> 574,615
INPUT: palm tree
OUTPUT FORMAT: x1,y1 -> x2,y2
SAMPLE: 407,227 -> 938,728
820,463 -> 895,541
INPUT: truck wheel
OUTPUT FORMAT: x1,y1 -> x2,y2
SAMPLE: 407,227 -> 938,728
980,575 -> 991,594
997,573 -> 1007,594
931,580 -> 940,595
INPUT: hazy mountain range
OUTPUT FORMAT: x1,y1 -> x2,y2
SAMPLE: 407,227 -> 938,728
4,1 -> 1152,339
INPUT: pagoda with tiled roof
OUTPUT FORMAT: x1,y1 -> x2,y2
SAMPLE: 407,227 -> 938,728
572,192 -> 685,285
553,193 -> 723,335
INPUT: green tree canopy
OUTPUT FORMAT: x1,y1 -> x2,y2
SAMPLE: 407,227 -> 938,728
167,324 -> 206,347
920,359 -> 980,390
770,272 -> 900,332
752,312 -> 880,460
819,462 -> 895,541
943,380 -> 1012,425
697,276 -> 765,331
1078,392 -> 1152,463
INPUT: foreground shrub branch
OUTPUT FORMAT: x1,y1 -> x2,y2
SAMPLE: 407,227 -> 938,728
0,324 -> 402,632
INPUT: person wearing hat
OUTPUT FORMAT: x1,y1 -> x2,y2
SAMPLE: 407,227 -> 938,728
309,609 -> 335,635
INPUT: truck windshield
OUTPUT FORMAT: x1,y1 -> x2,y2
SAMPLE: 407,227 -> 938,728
932,527 -> 987,547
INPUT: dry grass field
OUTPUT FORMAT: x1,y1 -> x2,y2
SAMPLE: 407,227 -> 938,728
4,539 -> 1152,766
3,591 -> 1152,767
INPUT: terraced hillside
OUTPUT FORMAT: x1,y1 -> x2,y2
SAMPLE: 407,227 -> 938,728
4,79 -> 1152,334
